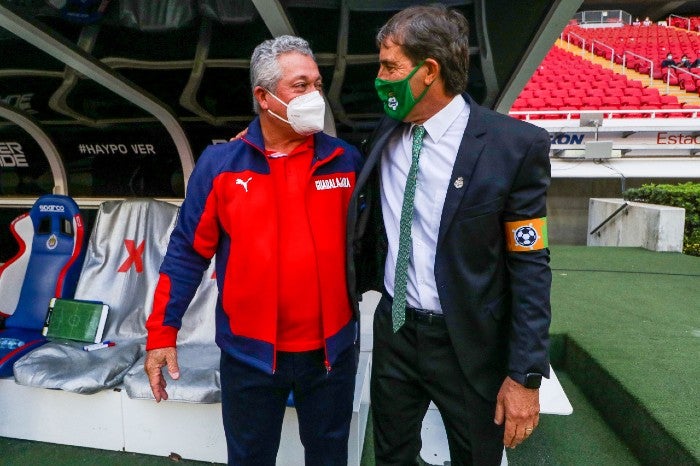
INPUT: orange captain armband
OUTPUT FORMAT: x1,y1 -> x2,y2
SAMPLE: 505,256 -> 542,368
505,217 -> 548,251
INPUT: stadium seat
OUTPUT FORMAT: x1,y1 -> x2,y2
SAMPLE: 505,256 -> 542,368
563,96 -> 583,108
604,87 -> 624,97
13,199 -> 178,393
122,257 -> 220,402
678,74 -> 698,92
601,96 -> 621,108
620,96 -> 642,106
0,195 -> 86,377
544,97 -> 564,108
607,80 -> 627,89
582,96 -> 603,107
14,198 -> 221,401
526,97 -> 546,109
659,95 -> 679,105
640,94 -> 662,106
511,97 -> 528,110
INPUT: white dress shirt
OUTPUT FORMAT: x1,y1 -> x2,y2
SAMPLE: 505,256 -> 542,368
381,94 -> 470,312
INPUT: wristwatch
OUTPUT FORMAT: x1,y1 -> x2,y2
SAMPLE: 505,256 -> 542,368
523,372 -> 542,389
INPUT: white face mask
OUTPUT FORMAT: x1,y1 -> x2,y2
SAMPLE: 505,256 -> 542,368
266,90 -> 326,136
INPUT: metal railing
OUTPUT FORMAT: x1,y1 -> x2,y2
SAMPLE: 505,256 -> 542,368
589,203 -> 629,236
565,31 -> 587,56
508,108 -> 700,120
591,40 -> 615,70
574,10 -> 631,26
668,14 -> 690,30
622,51 -> 654,86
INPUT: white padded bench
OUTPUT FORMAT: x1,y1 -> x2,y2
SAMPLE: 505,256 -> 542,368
2,199 -> 373,464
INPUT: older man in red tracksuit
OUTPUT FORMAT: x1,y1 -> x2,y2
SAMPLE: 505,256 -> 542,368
144,35 -> 363,466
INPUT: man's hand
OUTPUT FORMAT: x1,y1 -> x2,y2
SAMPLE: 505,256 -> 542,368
144,347 -> 180,402
494,376 -> 540,449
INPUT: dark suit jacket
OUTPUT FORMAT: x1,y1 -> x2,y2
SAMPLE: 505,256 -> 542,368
347,94 -> 552,401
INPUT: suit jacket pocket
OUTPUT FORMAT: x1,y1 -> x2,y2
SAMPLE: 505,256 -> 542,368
456,196 -> 503,220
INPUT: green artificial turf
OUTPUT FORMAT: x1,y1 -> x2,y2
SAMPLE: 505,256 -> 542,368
508,373 -> 639,466
0,437 -> 214,465
359,373 -> 639,466
549,246 -> 700,463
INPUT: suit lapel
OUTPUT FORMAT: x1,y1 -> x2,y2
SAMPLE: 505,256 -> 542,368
355,116 -> 401,190
437,95 -> 487,247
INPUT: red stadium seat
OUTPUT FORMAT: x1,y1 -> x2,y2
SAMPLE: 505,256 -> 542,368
563,96 -> 583,107
544,97 -> 565,108
659,103 -> 682,118
604,87 -> 624,97
601,96 -> 621,108
581,96 -> 603,107
511,97 -> 528,110
681,79 -> 697,92
620,95 -> 642,106
641,95 -> 661,106
527,97 -> 547,109
659,94 -> 679,105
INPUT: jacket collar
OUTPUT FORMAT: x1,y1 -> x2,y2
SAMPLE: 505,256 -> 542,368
244,116 -> 341,161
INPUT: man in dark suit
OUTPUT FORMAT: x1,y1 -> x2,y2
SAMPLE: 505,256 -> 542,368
347,5 -> 552,465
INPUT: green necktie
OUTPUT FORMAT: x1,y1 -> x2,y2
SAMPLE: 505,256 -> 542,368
392,125 -> 426,332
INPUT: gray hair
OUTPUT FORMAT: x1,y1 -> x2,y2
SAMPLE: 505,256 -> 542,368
250,35 -> 315,113
377,5 -> 470,96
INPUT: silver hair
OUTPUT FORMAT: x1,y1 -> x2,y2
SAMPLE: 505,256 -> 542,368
250,35 -> 315,114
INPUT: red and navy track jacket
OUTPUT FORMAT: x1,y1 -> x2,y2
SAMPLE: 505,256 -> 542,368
146,118 -> 363,373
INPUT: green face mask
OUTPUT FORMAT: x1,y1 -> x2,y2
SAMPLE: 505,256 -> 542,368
375,61 -> 431,121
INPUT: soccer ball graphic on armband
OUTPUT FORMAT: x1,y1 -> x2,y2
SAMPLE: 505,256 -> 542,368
513,225 -> 538,248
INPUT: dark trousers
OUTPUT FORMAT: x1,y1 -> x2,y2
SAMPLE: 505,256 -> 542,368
371,293 -> 504,466
220,346 -> 358,466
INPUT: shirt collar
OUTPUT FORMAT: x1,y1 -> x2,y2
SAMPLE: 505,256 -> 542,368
418,94 -> 468,144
